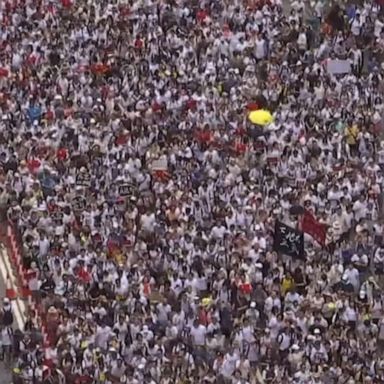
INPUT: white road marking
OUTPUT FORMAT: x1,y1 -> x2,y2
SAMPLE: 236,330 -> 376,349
0,248 -> 26,330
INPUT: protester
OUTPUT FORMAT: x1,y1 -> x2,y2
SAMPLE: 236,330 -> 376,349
2,0 -> 384,383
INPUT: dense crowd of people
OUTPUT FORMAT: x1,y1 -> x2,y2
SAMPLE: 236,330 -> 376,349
0,0 -> 384,383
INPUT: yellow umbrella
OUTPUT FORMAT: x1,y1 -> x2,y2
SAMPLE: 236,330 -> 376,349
201,297 -> 212,307
248,110 -> 274,126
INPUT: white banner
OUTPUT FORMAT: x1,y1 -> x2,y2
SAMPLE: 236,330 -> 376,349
150,157 -> 168,171
326,59 -> 351,75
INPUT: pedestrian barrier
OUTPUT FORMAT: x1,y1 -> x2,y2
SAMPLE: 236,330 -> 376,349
6,224 -> 51,368
7,227 -> 30,299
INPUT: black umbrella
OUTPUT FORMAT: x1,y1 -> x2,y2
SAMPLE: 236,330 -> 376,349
255,94 -> 268,110
290,205 -> 305,216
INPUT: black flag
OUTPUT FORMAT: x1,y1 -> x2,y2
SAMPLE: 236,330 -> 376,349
273,221 -> 305,259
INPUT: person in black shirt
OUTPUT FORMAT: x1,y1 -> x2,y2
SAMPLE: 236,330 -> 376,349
40,273 -> 56,295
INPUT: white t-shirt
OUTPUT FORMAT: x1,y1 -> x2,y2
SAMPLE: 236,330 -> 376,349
343,268 -> 360,289
343,305 -> 357,322
350,18 -> 363,36
353,200 -> 367,221
255,39 -> 266,60
95,325 -> 112,350
190,325 -> 206,346
140,213 -> 155,232
375,19 -> 384,38
221,352 -> 239,377
297,32 -> 307,50
1,327 -> 12,346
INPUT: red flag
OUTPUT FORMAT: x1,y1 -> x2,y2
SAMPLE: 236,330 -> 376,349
300,210 -> 327,246
246,102 -> 260,111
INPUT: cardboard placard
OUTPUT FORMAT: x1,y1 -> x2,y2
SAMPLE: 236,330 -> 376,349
72,195 -> 86,211
76,172 -> 91,187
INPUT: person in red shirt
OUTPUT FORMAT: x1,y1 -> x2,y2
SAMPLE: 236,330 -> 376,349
56,148 -> 68,161
61,0 -> 72,8
196,9 -> 208,23
77,259 -> 91,284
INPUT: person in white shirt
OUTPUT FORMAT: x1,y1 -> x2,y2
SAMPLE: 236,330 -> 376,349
95,322 -> 113,351
221,347 -> 239,378
265,291 -> 282,314
374,17 -> 384,38
190,320 -> 206,347
351,253 -> 369,273
285,288 -> 302,310
342,264 -> 360,293
374,247 -> 384,274
254,36 -> 266,61
1,323 -> 15,367
342,301 -> 358,328
140,212 -> 156,233
277,327 -> 292,359
297,28 -> 307,53
353,195 -> 367,222
114,315 -> 129,343
350,13 -> 363,36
